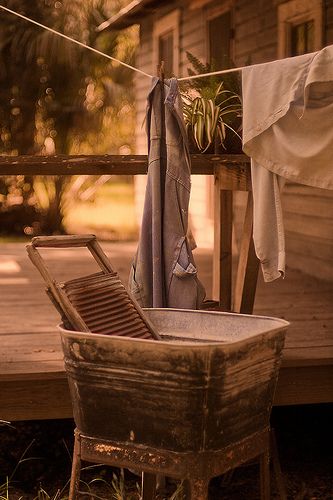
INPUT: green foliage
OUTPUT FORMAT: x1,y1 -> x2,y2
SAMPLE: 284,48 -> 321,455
181,53 -> 242,153
0,477 -> 10,500
33,486 -> 68,500
166,480 -> 185,500
183,51 -> 241,100
83,468 -> 130,500
0,420 -> 185,500
0,438 -> 38,500
0,0 -> 138,235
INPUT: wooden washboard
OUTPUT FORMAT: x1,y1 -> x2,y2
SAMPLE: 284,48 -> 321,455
26,235 -> 160,340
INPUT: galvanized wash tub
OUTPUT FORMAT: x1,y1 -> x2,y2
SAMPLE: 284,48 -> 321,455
59,308 -> 288,454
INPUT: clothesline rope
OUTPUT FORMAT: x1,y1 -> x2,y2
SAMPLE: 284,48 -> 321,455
179,67 -> 243,81
0,3 -> 277,83
0,4 -> 153,79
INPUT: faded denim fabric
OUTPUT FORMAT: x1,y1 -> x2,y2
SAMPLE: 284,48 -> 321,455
129,77 -> 206,308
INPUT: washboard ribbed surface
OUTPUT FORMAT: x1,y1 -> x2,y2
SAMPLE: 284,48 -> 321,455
63,271 -> 153,339
26,235 -> 160,340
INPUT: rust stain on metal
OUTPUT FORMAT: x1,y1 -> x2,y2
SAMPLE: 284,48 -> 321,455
59,308 -> 287,498
94,444 -> 120,454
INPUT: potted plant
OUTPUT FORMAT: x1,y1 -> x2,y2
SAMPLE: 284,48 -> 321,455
181,53 -> 242,154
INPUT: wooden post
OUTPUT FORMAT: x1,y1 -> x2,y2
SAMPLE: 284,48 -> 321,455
69,430 -> 81,500
213,169 -> 233,309
185,478 -> 209,500
141,472 -> 157,499
259,450 -> 270,500
233,191 -> 259,314
213,160 -> 258,314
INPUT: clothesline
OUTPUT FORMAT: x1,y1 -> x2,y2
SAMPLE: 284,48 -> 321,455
178,66 -> 247,81
0,4 -> 152,79
0,3 -> 268,82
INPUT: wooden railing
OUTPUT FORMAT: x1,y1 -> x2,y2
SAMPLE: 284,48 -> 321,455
0,153 -> 256,313
0,153 -> 249,177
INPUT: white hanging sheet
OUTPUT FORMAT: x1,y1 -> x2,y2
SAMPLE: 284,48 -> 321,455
242,45 -> 333,282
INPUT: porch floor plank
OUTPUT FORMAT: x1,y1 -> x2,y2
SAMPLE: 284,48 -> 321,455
0,242 -> 332,420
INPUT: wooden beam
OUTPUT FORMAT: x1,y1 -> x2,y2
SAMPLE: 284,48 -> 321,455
233,192 -> 259,314
212,159 -> 252,306
0,155 -> 148,176
274,365 -> 333,406
1,377 -> 72,421
214,160 -> 251,191
219,190 -> 233,310
212,173 -> 234,308
0,153 -> 250,176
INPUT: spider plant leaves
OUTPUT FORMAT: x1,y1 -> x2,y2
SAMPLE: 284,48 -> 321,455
181,83 -> 242,152
194,114 -> 204,150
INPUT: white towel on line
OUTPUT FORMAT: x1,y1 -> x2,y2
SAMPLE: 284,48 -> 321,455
242,45 -> 333,282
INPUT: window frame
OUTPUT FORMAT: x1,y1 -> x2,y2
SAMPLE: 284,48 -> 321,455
205,1 -> 235,65
153,9 -> 180,77
277,0 -> 323,58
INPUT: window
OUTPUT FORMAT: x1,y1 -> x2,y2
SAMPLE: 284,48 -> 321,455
278,0 -> 323,58
290,21 -> 315,56
153,10 -> 180,77
208,10 -> 232,69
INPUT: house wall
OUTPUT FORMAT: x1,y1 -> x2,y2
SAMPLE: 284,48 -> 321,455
134,0 -> 333,280
232,0 -> 333,281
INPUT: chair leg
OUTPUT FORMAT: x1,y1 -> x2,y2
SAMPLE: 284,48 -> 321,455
141,472 -> 157,500
69,429 -> 81,500
260,450 -> 270,500
185,478 -> 209,500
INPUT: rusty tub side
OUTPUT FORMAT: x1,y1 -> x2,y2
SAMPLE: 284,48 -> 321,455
205,328 -> 285,450
60,330 -> 211,452
59,309 -> 288,453
145,309 -> 288,450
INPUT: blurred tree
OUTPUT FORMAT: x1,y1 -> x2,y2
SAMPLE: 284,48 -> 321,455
0,0 -> 137,235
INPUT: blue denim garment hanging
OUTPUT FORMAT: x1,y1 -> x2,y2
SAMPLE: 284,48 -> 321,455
129,77 -> 205,308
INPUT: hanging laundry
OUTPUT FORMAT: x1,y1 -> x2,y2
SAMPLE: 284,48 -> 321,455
129,77 -> 206,308
242,45 -> 333,282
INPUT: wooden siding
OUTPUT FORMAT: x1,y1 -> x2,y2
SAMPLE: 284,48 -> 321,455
180,6 -> 206,72
180,4 -> 214,246
135,18 -> 153,155
133,1 -> 214,244
234,0 -> 278,65
284,185 -> 333,282
135,0 -> 333,276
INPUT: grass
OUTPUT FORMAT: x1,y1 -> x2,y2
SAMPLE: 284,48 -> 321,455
0,438 -> 38,500
0,470 -> 185,500
64,182 -> 138,240
0,423 -> 184,500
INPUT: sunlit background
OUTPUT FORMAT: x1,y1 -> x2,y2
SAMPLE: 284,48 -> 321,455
0,0 -> 138,239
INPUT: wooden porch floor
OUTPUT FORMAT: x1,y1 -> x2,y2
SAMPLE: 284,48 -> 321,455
1,242 -> 332,421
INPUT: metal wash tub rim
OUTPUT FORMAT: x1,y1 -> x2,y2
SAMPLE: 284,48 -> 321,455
58,307 -> 289,348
